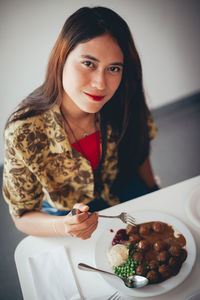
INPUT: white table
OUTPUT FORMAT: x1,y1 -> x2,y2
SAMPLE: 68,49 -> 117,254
15,176 -> 200,300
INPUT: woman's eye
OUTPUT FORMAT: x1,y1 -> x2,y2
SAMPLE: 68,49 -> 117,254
82,61 -> 94,68
109,66 -> 121,73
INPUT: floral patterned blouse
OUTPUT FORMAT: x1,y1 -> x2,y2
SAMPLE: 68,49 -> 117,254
2,105 -> 157,217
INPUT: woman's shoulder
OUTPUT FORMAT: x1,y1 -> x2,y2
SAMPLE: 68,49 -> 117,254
4,105 -> 71,164
5,105 -> 63,143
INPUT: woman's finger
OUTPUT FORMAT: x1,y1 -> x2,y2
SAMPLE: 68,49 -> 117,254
65,210 -> 89,225
79,221 -> 99,239
73,203 -> 89,213
62,211 -> 98,235
70,219 -> 98,239
66,213 -> 98,237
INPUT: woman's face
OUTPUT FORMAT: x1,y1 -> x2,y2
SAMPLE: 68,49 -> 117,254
62,33 -> 124,114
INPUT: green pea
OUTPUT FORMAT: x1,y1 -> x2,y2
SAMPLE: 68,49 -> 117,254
127,242 -> 131,249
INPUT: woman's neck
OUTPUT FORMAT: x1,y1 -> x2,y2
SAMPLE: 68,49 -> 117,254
60,97 -> 98,143
60,96 -> 94,123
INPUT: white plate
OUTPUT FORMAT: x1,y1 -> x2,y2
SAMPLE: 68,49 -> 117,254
94,210 -> 196,297
186,187 -> 200,228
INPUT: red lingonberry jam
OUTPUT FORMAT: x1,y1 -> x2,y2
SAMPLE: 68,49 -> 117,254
112,229 -> 129,246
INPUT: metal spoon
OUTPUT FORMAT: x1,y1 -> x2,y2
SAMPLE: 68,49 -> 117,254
78,263 -> 149,288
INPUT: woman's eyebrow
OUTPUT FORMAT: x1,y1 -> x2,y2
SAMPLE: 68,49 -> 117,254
81,54 -> 99,62
81,54 -> 124,66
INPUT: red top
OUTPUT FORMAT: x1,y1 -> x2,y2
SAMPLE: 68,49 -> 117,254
72,130 -> 101,169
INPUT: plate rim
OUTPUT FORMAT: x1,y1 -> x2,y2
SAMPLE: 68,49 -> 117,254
93,210 -> 196,297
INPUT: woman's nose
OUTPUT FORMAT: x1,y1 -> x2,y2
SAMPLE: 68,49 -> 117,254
91,70 -> 106,90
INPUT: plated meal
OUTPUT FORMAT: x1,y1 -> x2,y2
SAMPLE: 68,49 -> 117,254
107,221 -> 187,285
94,211 -> 196,297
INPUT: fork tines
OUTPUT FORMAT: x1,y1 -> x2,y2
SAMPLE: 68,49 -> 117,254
125,213 -> 136,226
107,291 -> 122,300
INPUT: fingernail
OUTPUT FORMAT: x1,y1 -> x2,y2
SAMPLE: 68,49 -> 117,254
83,205 -> 89,210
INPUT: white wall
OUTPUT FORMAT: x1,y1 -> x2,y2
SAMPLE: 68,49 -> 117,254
1,0 -> 200,164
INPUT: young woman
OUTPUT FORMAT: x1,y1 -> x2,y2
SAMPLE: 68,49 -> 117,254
3,6 -> 159,239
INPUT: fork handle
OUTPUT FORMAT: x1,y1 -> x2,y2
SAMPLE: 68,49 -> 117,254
71,209 -> 117,219
98,214 -> 118,218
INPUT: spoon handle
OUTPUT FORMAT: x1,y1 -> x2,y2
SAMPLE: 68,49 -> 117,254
78,263 -> 117,277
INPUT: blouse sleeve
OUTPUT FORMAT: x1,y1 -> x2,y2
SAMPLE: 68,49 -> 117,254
2,127 -> 44,218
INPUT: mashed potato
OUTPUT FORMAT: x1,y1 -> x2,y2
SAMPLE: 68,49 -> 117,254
107,244 -> 129,267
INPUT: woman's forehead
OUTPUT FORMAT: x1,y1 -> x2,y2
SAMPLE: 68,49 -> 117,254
69,34 -> 124,63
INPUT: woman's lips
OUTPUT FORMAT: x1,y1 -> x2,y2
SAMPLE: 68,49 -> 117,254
84,92 -> 105,101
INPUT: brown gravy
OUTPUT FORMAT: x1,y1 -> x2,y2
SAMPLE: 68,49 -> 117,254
112,221 -> 187,284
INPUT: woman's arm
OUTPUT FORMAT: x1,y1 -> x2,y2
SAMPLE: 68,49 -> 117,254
12,203 -> 98,240
138,156 -> 157,188
4,128 -> 98,240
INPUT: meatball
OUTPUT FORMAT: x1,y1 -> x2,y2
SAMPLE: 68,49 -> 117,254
133,252 -> 144,262
129,234 -> 141,244
168,257 -> 181,275
137,239 -> 150,252
136,264 -> 147,276
168,244 -> 181,257
152,222 -> 166,233
158,264 -> 171,279
171,265 -> 181,276
148,260 -> 159,270
153,240 -> 167,252
179,249 -> 187,263
139,224 -> 151,235
157,250 -> 168,262
126,224 -> 138,235
168,256 -> 180,268
146,270 -> 159,283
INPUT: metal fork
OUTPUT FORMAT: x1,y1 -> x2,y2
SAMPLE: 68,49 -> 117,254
107,291 -> 122,300
98,212 -> 135,226
71,209 -> 136,226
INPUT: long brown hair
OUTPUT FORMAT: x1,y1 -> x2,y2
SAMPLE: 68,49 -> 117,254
5,6 -> 151,179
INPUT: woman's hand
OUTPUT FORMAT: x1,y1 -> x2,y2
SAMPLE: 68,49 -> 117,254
12,203 -> 98,238
56,203 -> 99,240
